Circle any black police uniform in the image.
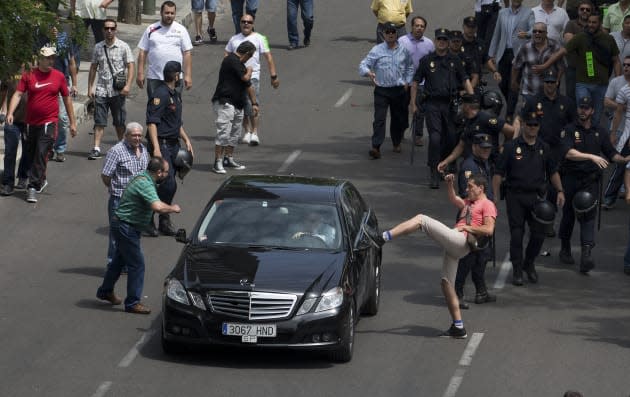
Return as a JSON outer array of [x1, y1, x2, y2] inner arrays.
[[146, 81, 183, 206], [414, 28, 469, 177], [462, 36, 486, 86], [494, 132, 558, 284], [458, 109, 506, 163], [455, 137, 495, 304], [557, 119, 619, 270]]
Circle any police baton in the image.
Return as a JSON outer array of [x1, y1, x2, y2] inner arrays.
[[409, 116, 416, 165]]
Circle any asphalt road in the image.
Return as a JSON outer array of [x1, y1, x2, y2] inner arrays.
[[1, 0, 630, 396]]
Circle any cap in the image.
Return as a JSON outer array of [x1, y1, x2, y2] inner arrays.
[[435, 28, 450, 40], [578, 96, 593, 108], [522, 110, 541, 124], [449, 30, 463, 40], [472, 133, 493, 148], [163, 60, 182, 76], [39, 46, 56, 57], [382, 22, 398, 32], [461, 93, 480, 104], [543, 69, 558, 82], [463, 16, 477, 28]]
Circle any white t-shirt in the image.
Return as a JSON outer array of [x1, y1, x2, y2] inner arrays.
[[137, 21, 193, 80], [532, 5, 569, 43], [75, 0, 106, 19], [615, 84, 630, 150], [225, 32, 270, 80]]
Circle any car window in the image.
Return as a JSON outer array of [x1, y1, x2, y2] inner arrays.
[[196, 199, 342, 250], [341, 185, 366, 240]]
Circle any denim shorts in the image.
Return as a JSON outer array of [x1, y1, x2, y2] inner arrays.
[[94, 95, 126, 128], [243, 78, 260, 117], [191, 0, 217, 12]]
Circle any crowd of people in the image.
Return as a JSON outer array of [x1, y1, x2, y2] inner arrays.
[[360, 0, 630, 339]]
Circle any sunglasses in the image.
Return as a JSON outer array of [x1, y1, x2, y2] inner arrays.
[[104, 27, 116, 31], [623, 63, 630, 67], [532, 29, 547, 34], [384, 30, 397, 34], [240, 20, 253, 24], [579, 7, 592, 11], [544, 80, 556, 84]]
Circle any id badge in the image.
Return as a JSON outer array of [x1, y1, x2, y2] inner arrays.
[[585, 51, 595, 77]]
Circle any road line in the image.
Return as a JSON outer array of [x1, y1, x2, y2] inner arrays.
[[334, 88, 353, 108], [442, 333, 485, 397], [91, 381, 112, 397], [442, 368, 466, 397], [459, 332, 484, 366], [277, 150, 302, 173], [118, 330, 155, 368], [493, 253, 511, 290]]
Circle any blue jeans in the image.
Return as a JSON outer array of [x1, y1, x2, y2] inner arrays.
[[107, 195, 121, 264], [2, 122, 30, 187], [55, 95, 69, 153], [287, 0, 314, 46], [97, 221, 145, 309], [230, 0, 258, 34], [575, 83, 607, 127]]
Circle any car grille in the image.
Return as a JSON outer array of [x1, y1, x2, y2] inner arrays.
[[208, 291, 297, 320]]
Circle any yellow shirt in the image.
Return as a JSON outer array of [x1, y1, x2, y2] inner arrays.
[[371, 0, 413, 25]]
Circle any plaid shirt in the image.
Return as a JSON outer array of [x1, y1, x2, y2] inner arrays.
[[513, 38, 563, 96], [102, 140, 149, 197], [91, 38, 134, 97]]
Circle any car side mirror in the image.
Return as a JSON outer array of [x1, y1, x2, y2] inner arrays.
[[175, 228, 187, 243]]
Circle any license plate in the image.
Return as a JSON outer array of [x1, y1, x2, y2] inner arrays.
[[222, 323, 277, 342]]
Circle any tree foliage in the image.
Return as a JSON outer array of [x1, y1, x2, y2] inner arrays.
[[0, 0, 85, 79]]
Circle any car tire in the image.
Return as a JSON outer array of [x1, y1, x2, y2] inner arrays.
[[363, 256, 381, 316], [329, 301, 355, 363], [161, 329, 187, 355]]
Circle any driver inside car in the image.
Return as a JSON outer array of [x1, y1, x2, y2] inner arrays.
[[291, 212, 336, 247]]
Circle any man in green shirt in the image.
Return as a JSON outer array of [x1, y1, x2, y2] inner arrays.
[[96, 157, 181, 314]]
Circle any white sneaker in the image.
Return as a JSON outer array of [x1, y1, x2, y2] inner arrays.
[[241, 132, 252, 144], [224, 157, 246, 170], [249, 133, 260, 146], [212, 161, 226, 174], [37, 180, 48, 194]]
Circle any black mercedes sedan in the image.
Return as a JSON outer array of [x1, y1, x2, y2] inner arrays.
[[161, 175, 382, 362]]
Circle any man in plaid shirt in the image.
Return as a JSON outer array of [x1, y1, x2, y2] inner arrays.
[[511, 22, 564, 104], [101, 122, 149, 269]]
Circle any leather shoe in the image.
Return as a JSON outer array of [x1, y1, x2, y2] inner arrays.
[[125, 303, 151, 314], [159, 215, 177, 236], [97, 292, 122, 305], [524, 268, 538, 283], [512, 268, 523, 286], [143, 223, 159, 237], [474, 292, 496, 304], [559, 249, 574, 265], [369, 148, 381, 159]]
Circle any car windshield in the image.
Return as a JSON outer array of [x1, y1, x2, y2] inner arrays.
[[196, 199, 342, 250]]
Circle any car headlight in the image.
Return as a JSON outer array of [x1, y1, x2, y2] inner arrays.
[[166, 278, 189, 305], [296, 297, 317, 316], [315, 287, 344, 313]]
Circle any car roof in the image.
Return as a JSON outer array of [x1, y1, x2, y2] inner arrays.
[[213, 175, 346, 204]]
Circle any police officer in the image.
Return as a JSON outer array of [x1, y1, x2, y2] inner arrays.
[[411, 28, 473, 189], [449, 30, 479, 91], [461, 16, 487, 90], [455, 133, 496, 308], [558, 96, 629, 273], [492, 110, 565, 286], [437, 93, 517, 172], [146, 61, 194, 236]]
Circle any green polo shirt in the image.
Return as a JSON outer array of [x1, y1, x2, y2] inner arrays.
[[565, 31, 619, 85], [603, 2, 630, 33], [115, 171, 160, 230]]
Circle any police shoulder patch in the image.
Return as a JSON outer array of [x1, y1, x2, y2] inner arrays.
[[489, 118, 497, 125], [153, 98, 161, 105], [465, 170, 472, 179]]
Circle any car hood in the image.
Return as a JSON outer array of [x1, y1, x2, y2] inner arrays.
[[175, 245, 346, 295]]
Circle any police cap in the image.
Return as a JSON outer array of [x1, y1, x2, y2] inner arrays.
[[463, 16, 477, 28], [543, 69, 558, 82], [522, 110, 541, 124], [472, 133, 493, 148], [435, 28, 450, 40], [382, 22, 398, 32], [163, 60, 182, 76], [449, 30, 463, 41], [578, 96, 594, 108], [461, 93, 480, 104]]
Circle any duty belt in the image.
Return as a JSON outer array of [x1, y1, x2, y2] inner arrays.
[[158, 137, 179, 145]]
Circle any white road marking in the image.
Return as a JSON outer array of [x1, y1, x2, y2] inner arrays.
[[459, 332, 484, 366], [334, 88, 353, 108], [277, 150, 302, 173], [442, 333, 485, 397], [91, 381, 112, 397], [118, 330, 155, 368], [493, 253, 511, 290]]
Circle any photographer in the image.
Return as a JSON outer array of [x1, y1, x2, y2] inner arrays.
[[87, 18, 135, 160]]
